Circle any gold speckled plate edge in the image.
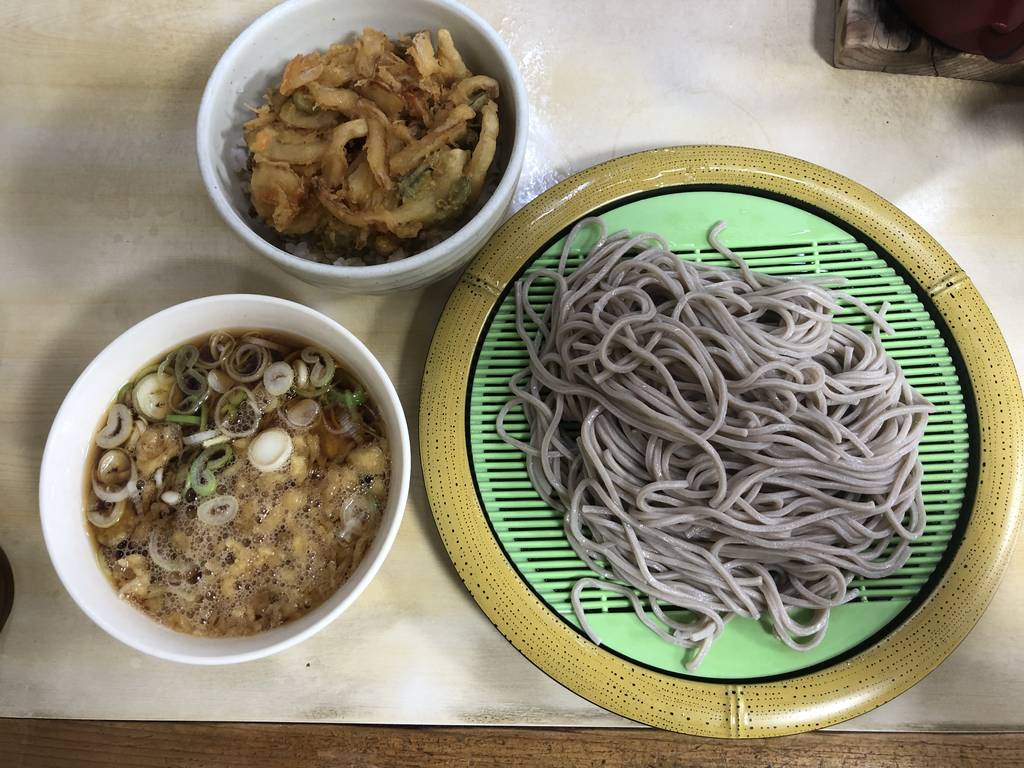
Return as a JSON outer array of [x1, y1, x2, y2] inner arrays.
[[419, 146, 1024, 737]]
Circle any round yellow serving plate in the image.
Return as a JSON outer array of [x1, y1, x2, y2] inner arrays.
[[420, 146, 1024, 736]]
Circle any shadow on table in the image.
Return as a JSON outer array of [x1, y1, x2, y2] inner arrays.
[[960, 84, 1024, 133], [375, 272, 466, 577], [812, 0, 835, 66]]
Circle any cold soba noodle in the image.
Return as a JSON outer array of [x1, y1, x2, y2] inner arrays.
[[498, 218, 930, 669], [85, 331, 389, 636]]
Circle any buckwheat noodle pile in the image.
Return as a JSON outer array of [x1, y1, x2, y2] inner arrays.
[[496, 217, 931, 669]]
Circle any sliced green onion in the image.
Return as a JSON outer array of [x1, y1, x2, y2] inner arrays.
[[174, 345, 200, 371], [174, 386, 209, 414], [188, 445, 234, 497], [198, 494, 239, 526], [156, 352, 175, 378], [200, 402, 209, 432], [328, 387, 366, 409], [283, 398, 320, 429], [247, 428, 293, 472], [225, 343, 270, 383], [183, 428, 218, 447], [263, 361, 295, 397], [215, 386, 260, 437], [198, 331, 235, 370], [323, 401, 360, 438], [189, 466, 215, 496], [221, 387, 248, 419], [297, 382, 332, 399], [301, 347, 335, 388], [203, 445, 233, 472], [172, 345, 209, 415], [133, 372, 174, 420], [96, 404, 133, 449], [165, 414, 201, 425]]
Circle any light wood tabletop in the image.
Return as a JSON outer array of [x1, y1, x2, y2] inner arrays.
[[1, 0, 1023, 748]]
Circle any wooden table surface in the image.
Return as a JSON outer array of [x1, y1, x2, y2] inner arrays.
[[2, 0, 1024, 758]]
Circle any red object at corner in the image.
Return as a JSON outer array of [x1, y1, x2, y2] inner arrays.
[[894, 0, 1024, 63]]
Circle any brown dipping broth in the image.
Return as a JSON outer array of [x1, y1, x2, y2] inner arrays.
[[83, 329, 389, 637]]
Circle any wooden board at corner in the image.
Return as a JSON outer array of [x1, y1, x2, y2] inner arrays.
[[834, 0, 1024, 85], [2, 721, 1023, 768]]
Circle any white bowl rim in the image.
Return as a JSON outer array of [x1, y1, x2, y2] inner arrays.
[[39, 294, 411, 664], [196, 0, 530, 280]]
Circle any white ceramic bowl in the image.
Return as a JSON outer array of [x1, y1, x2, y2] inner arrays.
[[196, 0, 528, 293], [39, 295, 410, 664]]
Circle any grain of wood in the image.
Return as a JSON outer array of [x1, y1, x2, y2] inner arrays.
[[834, 0, 1024, 84], [1, 721, 1022, 768]]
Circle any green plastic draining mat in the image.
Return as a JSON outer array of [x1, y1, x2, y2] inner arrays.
[[467, 190, 970, 680]]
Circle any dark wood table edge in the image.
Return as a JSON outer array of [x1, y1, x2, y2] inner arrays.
[[1, 719, 1022, 767]]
